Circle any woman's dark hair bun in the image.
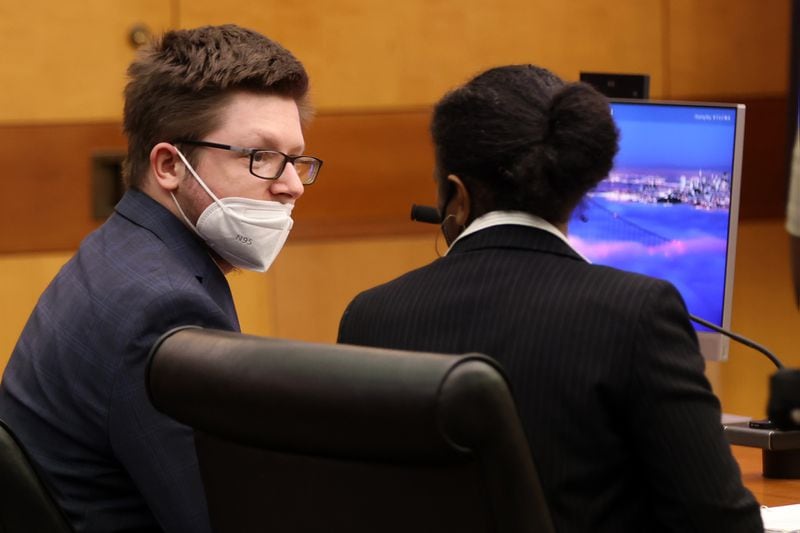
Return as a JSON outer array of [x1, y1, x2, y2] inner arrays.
[[542, 82, 619, 192], [431, 65, 619, 223]]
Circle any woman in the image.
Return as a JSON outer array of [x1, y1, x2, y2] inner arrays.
[[338, 65, 761, 533]]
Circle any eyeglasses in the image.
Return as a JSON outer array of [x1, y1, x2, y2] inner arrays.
[[174, 140, 323, 185]]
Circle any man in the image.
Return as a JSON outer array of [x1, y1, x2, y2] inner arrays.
[[0, 25, 321, 532], [338, 65, 762, 532]]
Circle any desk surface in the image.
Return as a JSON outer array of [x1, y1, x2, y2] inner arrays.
[[733, 445, 800, 507]]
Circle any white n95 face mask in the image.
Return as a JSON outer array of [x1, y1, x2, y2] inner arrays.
[[172, 149, 294, 272]]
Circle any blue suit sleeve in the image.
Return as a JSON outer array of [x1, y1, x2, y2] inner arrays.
[[107, 290, 232, 533]]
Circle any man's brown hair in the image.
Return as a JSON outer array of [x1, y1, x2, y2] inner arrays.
[[122, 24, 310, 188]]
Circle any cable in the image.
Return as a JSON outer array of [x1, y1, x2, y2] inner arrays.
[[689, 314, 784, 369]]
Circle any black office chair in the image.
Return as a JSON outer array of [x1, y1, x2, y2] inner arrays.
[[147, 326, 554, 533], [0, 419, 74, 532]]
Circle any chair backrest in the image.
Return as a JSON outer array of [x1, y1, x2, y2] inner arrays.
[[147, 326, 554, 533], [0, 419, 74, 533]]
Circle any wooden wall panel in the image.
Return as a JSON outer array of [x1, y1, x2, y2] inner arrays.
[[226, 269, 278, 337], [270, 234, 438, 343], [0, 123, 126, 253], [0, 1, 789, 252], [0, 1, 789, 120], [0, 1, 172, 124], [180, 0, 666, 106], [295, 109, 437, 238], [666, 0, 791, 98], [737, 97, 792, 219]]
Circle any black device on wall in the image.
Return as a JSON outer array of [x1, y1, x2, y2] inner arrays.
[[91, 150, 126, 220], [579, 72, 650, 99]]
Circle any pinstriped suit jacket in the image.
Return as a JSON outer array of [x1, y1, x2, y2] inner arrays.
[[0, 189, 239, 533], [338, 224, 762, 533]]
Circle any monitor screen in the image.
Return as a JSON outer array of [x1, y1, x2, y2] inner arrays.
[[567, 100, 746, 361]]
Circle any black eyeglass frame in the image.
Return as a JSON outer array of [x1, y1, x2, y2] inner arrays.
[[173, 140, 323, 184]]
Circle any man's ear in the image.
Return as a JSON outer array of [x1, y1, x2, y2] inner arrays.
[[445, 174, 471, 227], [149, 142, 185, 192]]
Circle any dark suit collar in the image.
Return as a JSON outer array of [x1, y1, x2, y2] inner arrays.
[[114, 188, 240, 330], [448, 224, 586, 262]]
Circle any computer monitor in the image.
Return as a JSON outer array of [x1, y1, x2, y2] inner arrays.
[[567, 99, 746, 361]]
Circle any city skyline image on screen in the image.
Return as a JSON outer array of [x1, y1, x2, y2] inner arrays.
[[568, 100, 746, 360]]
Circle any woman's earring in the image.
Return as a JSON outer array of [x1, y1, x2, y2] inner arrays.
[[435, 214, 465, 257]]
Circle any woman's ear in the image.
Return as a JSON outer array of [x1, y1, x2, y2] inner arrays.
[[149, 142, 185, 192], [445, 174, 471, 226], [439, 174, 471, 246]]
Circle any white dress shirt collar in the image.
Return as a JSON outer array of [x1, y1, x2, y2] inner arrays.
[[447, 210, 589, 262]]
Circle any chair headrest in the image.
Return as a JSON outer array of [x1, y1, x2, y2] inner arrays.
[[146, 327, 514, 462]]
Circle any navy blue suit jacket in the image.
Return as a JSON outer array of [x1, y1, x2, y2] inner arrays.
[[338, 224, 762, 533], [0, 189, 239, 533]]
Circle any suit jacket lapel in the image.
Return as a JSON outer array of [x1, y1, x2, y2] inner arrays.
[[114, 189, 241, 331]]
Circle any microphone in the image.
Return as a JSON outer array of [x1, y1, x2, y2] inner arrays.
[[769, 369, 800, 430], [689, 314, 800, 432], [410, 204, 442, 224]]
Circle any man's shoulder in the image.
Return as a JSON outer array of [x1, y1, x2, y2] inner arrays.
[[50, 218, 218, 330], [77, 216, 186, 278]]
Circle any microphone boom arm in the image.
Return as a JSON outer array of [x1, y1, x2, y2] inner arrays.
[[689, 314, 784, 369]]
